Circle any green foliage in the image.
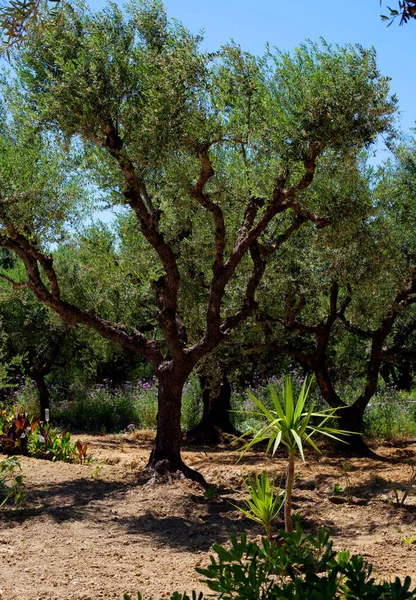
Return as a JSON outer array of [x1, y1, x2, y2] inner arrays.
[[130, 525, 416, 599], [197, 526, 416, 599], [363, 387, 416, 439], [27, 421, 80, 462], [0, 0, 63, 55], [233, 472, 284, 540], [237, 375, 350, 532], [403, 536, 416, 546], [0, 409, 89, 462], [0, 455, 25, 507], [381, 1, 416, 25], [52, 382, 143, 433], [13, 376, 201, 433], [9, 4, 396, 314], [238, 376, 349, 461]]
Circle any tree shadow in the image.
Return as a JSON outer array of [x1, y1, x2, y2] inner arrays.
[[118, 505, 262, 552], [0, 473, 264, 552], [0, 477, 134, 524]]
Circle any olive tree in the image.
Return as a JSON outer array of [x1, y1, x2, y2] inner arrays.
[[256, 147, 416, 451], [0, 1, 395, 481]]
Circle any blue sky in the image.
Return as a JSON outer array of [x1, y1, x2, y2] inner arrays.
[[89, 0, 415, 139], [163, 0, 415, 138]]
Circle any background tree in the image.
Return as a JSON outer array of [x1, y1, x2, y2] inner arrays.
[[0, 1, 396, 481], [255, 146, 416, 451]]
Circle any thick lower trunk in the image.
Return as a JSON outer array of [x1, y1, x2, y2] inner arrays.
[[145, 365, 206, 485], [314, 370, 372, 456], [186, 375, 238, 444], [34, 374, 50, 422], [337, 403, 373, 456], [394, 365, 412, 392]]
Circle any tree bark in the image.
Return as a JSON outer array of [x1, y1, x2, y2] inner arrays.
[[146, 362, 206, 485], [33, 373, 50, 422], [185, 374, 238, 444], [336, 402, 373, 455]]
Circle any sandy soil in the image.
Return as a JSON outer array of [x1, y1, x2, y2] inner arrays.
[[0, 432, 415, 600]]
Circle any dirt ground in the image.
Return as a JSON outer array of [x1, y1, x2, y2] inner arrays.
[[0, 432, 415, 600]]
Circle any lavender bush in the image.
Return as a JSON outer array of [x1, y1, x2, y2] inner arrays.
[[363, 384, 416, 439], [8, 370, 416, 439], [10, 375, 202, 433]]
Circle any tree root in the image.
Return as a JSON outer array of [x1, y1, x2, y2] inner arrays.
[[137, 459, 207, 487]]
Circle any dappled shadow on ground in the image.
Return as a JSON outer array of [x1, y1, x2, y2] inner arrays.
[[0, 463, 264, 553], [0, 476, 134, 525], [118, 506, 260, 552]]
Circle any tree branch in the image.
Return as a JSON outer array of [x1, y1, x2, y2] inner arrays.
[[220, 240, 266, 334], [0, 272, 28, 289], [338, 314, 374, 338], [101, 121, 185, 358], [189, 150, 225, 274], [0, 232, 164, 369]]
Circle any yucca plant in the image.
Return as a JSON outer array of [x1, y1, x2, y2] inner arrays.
[[238, 375, 351, 532], [234, 471, 285, 541]]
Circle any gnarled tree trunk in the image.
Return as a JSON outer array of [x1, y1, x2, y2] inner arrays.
[[145, 362, 206, 485]]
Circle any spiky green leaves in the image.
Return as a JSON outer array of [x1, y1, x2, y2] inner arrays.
[[239, 375, 350, 462], [233, 471, 285, 539]]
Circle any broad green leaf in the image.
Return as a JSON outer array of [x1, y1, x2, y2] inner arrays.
[[269, 384, 285, 421]]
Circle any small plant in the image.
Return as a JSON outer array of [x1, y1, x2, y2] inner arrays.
[[402, 535, 416, 546], [234, 472, 285, 541], [203, 487, 217, 501], [392, 461, 416, 507], [0, 456, 25, 508], [237, 375, 351, 531], [333, 484, 344, 494], [75, 440, 88, 464], [90, 459, 107, 480], [0, 412, 37, 455]]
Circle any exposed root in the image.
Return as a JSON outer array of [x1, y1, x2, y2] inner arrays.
[[137, 459, 207, 487]]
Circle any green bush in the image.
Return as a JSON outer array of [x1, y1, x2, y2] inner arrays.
[[52, 382, 142, 433], [12, 377, 202, 434], [0, 411, 88, 463], [363, 386, 416, 439], [0, 456, 25, 508], [126, 525, 416, 599]]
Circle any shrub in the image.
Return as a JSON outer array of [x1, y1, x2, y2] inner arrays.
[[0, 456, 25, 508], [0, 410, 88, 463], [50, 377, 201, 433], [127, 525, 416, 599], [363, 386, 416, 439]]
